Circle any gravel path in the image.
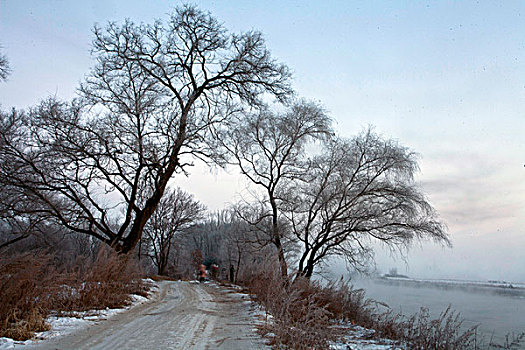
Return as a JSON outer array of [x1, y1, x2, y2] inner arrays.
[[25, 281, 269, 350]]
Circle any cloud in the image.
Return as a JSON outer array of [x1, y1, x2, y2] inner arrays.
[[417, 151, 525, 236]]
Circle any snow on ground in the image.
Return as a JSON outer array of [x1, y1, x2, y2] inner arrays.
[[206, 281, 270, 335], [211, 282, 404, 350], [0, 279, 159, 349], [330, 323, 405, 350], [0, 339, 17, 349]]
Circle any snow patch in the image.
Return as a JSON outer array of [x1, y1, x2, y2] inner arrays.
[[0, 337, 35, 349], [0, 338, 19, 350], [330, 322, 405, 350]]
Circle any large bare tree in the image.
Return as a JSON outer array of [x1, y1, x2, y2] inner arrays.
[[222, 101, 331, 276], [0, 6, 292, 253], [288, 130, 449, 278], [142, 187, 204, 275]]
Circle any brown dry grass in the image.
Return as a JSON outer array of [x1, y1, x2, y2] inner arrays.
[[0, 247, 146, 340], [400, 306, 476, 349], [56, 248, 147, 312], [0, 252, 56, 340], [247, 272, 336, 349]]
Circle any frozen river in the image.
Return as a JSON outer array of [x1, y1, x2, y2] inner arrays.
[[351, 277, 525, 347]]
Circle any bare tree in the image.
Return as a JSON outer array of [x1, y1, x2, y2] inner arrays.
[[218, 209, 269, 283], [288, 130, 449, 278], [167, 210, 229, 278], [142, 187, 204, 275], [0, 108, 53, 250], [223, 221, 247, 283], [222, 101, 331, 277], [0, 47, 9, 82], [0, 6, 292, 254], [186, 212, 227, 262]]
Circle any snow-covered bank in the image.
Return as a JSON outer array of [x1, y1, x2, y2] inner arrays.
[[330, 323, 404, 350], [0, 279, 159, 349]]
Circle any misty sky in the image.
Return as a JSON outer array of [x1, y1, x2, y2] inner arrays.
[[1, 0, 524, 282]]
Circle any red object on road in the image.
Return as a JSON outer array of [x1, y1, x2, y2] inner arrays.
[[199, 264, 207, 282]]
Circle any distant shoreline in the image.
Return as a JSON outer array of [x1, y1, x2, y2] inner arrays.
[[376, 276, 525, 297]]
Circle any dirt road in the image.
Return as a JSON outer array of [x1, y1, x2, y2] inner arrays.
[[26, 281, 270, 350]]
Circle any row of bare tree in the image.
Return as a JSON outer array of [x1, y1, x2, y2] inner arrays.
[[0, 5, 449, 280], [217, 103, 449, 278]]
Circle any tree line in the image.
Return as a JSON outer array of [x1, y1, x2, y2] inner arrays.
[[0, 5, 449, 280]]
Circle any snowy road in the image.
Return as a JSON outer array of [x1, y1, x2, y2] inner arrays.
[[25, 281, 269, 350]]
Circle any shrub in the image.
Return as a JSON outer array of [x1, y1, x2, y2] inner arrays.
[[56, 247, 147, 311], [396, 306, 477, 349], [0, 247, 147, 340], [0, 252, 57, 340], [247, 272, 335, 349]]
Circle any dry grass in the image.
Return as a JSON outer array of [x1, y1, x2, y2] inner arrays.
[[245, 271, 483, 350], [363, 306, 477, 349], [56, 248, 147, 312], [0, 247, 146, 340], [397, 306, 477, 349], [247, 272, 336, 349], [0, 252, 56, 340]]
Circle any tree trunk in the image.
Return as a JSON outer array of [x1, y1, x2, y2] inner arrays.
[[304, 262, 314, 279], [303, 247, 319, 279], [235, 250, 242, 283], [116, 107, 191, 254], [158, 262, 165, 275], [270, 196, 288, 277], [276, 238, 288, 278]]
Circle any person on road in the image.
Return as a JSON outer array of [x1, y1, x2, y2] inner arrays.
[[199, 264, 207, 282]]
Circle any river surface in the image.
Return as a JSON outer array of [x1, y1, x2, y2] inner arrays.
[[350, 278, 525, 347]]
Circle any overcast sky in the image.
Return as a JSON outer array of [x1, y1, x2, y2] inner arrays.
[[1, 0, 524, 282]]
